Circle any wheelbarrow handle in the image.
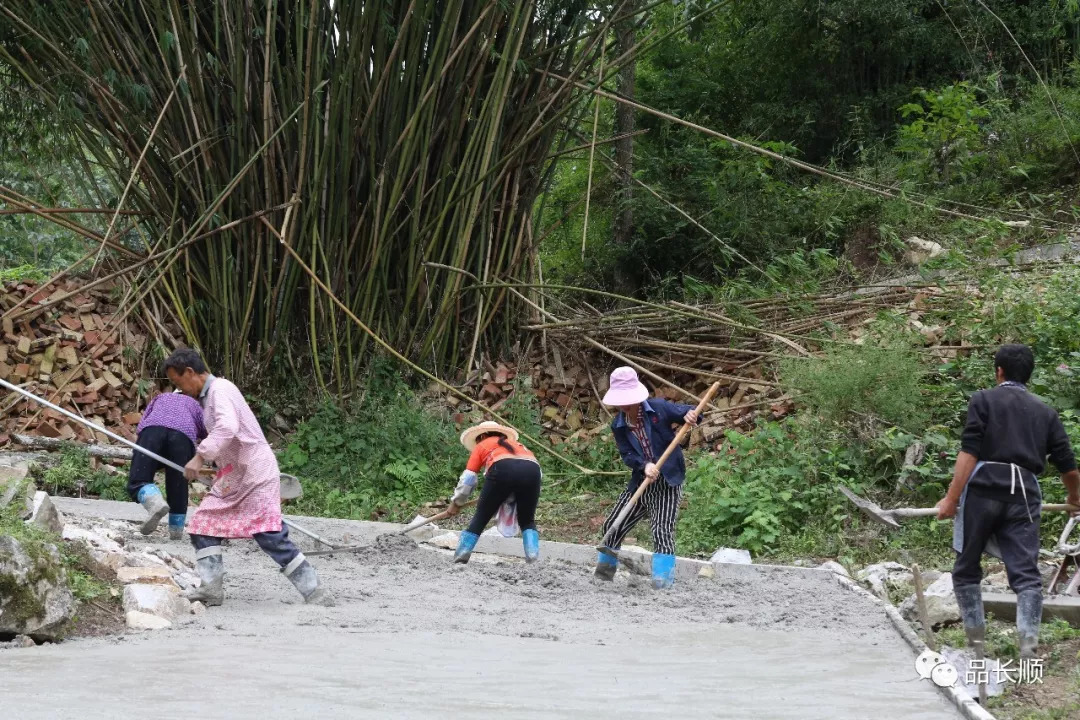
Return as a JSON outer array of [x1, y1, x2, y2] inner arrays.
[[1057, 516, 1080, 554]]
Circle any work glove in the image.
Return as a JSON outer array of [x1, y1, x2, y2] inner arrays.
[[451, 469, 478, 506]]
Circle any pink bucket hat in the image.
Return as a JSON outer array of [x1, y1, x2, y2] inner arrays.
[[602, 366, 649, 406]]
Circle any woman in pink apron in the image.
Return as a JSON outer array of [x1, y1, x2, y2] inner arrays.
[[163, 348, 334, 607]]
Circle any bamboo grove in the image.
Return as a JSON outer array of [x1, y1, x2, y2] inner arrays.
[[0, 0, 625, 388]]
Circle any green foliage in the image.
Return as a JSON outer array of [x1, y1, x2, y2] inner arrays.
[[677, 420, 863, 556], [0, 66, 103, 272], [538, 0, 1080, 295], [938, 618, 1080, 664], [0, 264, 49, 283], [37, 447, 126, 501], [780, 345, 928, 430], [60, 542, 108, 602], [279, 367, 461, 520], [870, 426, 956, 503], [898, 82, 996, 183]]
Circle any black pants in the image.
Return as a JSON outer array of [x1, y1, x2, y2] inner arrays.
[[127, 426, 194, 515], [467, 459, 542, 535], [953, 490, 1043, 593]]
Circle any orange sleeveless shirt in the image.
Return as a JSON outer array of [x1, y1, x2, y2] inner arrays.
[[466, 436, 537, 473]]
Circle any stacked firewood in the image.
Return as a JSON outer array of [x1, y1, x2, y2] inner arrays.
[[0, 279, 152, 444]]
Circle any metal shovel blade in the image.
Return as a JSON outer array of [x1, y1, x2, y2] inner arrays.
[[839, 486, 901, 529], [279, 473, 303, 501]]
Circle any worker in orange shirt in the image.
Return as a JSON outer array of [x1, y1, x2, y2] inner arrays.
[[446, 421, 542, 564]]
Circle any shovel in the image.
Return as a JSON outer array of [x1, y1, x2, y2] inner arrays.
[[597, 381, 721, 555], [0, 377, 335, 549], [305, 499, 478, 557], [839, 486, 1078, 530], [397, 498, 478, 535]]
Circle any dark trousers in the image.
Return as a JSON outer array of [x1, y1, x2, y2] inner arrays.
[[467, 459, 542, 535], [190, 525, 301, 569], [953, 490, 1043, 593], [127, 426, 194, 515], [601, 479, 682, 555]]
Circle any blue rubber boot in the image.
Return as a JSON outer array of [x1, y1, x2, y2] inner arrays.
[[136, 485, 169, 536], [454, 531, 479, 564], [594, 550, 618, 581], [523, 529, 540, 563], [651, 553, 676, 590], [168, 513, 186, 541]]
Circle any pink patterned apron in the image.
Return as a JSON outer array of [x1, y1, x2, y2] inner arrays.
[[186, 377, 283, 538]]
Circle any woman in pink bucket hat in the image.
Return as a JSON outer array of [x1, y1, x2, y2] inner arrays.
[[596, 366, 698, 589]]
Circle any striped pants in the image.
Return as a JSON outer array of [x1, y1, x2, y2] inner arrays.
[[601, 480, 682, 555]]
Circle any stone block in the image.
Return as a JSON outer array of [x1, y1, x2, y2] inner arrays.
[[28, 492, 64, 534], [116, 566, 178, 587], [62, 525, 123, 554], [0, 535, 75, 641], [710, 547, 752, 565], [900, 572, 960, 628], [122, 584, 190, 621], [125, 610, 172, 631]]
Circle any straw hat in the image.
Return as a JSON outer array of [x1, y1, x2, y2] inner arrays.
[[460, 420, 519, 450], [602, 366, 649, 406]]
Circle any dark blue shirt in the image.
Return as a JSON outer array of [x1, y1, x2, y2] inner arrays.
[[612, 398, 694, 490]]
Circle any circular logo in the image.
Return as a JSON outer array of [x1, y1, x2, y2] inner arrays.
[[931, 662, 958, 688], [914, 649, 945, 680]]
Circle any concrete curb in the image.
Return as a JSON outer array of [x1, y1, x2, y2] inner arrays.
[[833, 573, 996, 720], [470, 531, 834, 581]]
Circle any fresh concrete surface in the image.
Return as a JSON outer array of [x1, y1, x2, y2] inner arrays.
[[53, 497, 835, 582], [4, 497, 965, 719]]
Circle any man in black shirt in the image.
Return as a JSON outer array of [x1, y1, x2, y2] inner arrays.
[[937, 344, 1080, 664]]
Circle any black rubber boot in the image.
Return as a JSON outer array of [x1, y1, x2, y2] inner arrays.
[[954, 582, 988, 704], [1016, 589, 1043, 661]]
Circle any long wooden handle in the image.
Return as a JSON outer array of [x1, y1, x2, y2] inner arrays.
[[894, 503, 1079, 518], [398, 499, 478, 534], [911, 563, 938, 650], [600, 382, 722, 547]]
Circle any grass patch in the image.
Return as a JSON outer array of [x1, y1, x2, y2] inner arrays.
[[36, 447, 126, 501], [779, 344, 929, 431], [0, 264, 49, 284]]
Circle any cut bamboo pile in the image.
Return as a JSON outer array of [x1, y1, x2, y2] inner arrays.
[[439, 283, 962, 449], [0, 279, 154, 444]]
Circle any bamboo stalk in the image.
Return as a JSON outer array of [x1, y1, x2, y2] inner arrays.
[[1, 0, 623, 381]]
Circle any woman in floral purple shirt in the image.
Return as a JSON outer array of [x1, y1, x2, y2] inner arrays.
[[129, 382, 206, 540]]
